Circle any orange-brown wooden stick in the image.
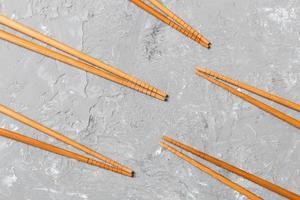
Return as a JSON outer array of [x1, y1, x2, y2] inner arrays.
[[0, 128, 132, 177], [130, 0, 209, 49], [0, 30, 166, 101], [147, 0, 210, 45], [162, 136, 300, 200], [160, 142, 262, 200], [0, 104, 133, 175], [196, 67, 300, 112], [195, 71, 300, 129], [0, 15, 167, 99]]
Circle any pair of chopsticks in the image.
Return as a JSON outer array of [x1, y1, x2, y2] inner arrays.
[[0, 104, 133, 177], [160, 136, 300, 199], [130, 0, 210, 48], [195, 67, 300, 129], [0, 15, 167, 101]]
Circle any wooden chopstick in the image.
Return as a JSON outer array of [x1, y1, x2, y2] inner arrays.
[[130, 0, 209, 48], [195, 70, 300, 129], [160, 141, 262, 200], [0, 30, 166, 101], [0, 128, 132, 177], [147, 0, 210, 45], [0, 15, 167, 99], [196, 67, 300, 112], [0, 104, 133, 175], [162, 136, 300, 200]]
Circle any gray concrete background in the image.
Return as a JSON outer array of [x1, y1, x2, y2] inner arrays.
[[0, 0, 299, 199]]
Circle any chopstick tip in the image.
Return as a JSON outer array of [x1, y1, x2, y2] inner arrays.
[[130, 171, 135, 177], [160, 141, 170, 149], [155, 93, 168, 101], [122, 170, 134, 177], [160, 95, 168, 102], [161, 136, 173, 144]]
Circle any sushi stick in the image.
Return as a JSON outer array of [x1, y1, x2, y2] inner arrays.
[[147, 0, 210, 45], [0, 15, 167, 98], [0, 128, 132, 177], [130, 0, 209, 48], [195, 70, 300, 129], [162, 136, 300, 200], [196, 67, 300, 112], [0, 104, 133, 175], [160, 141, 262, 200], [0, 30, 166, 101]]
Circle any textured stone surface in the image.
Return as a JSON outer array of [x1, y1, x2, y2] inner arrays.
[[0, 0, 300, 199]]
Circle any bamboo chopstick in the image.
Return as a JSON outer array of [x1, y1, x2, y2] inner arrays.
[[0, 104, 133, 175], [147, 0, 210, 45], [195, 70, 300, 129], [130, 0, 209, 48], [0, 15, 167, 99], [160, 141, 262, 200], [162, 136, 300, 200], [0, 30, 166, 101], [0, 128, 132, 177], [196, 67, 300, 112]]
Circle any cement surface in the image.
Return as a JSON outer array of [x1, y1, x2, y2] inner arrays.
[[0, 0, 299, 199]]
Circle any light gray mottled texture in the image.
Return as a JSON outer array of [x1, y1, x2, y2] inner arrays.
[[0, 0, 299, 199]]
